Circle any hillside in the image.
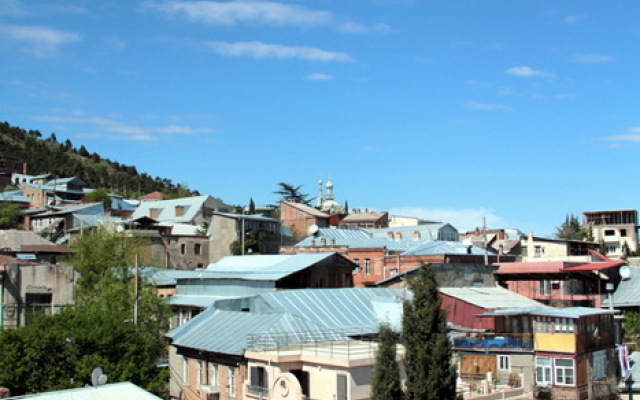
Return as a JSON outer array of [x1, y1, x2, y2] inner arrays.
[[0, 121, 196, 198]]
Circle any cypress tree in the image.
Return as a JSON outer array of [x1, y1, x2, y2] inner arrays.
[[371, 323, 402, 400], [403, 264, 457, 400]]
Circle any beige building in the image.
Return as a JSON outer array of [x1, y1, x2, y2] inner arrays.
[[583, 209, 639, 257], [520, 232, 595, 262]]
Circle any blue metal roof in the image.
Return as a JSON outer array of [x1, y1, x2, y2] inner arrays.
[[401, 240, 489, 256], [199, 253, 341, 281], [481, 306, 615, 319], [0, 190, 30, 204], [131, 195, 227, 223], [602, 266, 640, 307]]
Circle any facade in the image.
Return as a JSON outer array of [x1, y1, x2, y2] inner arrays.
[[0, 254, 76, 328], [279, 200, 330, 239], [457, 306, 619, 400], [19, 176, 88, 207], [495, 251, 626, 308], [0, 153, 24, 188], [209, 212, 281, 263], [0, 229, 72, 264], [520, 232, 596, 261], [166, 288, 405, 400], [338, 210, 389, 229], [583, 209, 639, 257]]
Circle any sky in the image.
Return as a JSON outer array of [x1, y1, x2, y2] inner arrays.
[[2, 0, 640, 236]]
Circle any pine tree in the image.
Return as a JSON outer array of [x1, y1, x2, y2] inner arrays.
[[371, 323, 402, 400], [403, 264, 457, 400]]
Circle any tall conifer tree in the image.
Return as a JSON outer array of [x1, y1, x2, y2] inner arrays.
[[403, 264, 457, 400], [371, 323, 402, 400]]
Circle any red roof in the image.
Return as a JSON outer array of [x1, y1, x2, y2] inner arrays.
[[20, 245, 73, 254], [496, 250, 625, 275]]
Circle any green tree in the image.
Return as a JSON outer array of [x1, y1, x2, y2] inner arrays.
[[555, 213, 592, 241], [0, 203, 23, 229], [371, 323, 402, 400], [403, 264, 457, 400], [85, 188, 111, 211], [0, 228, 170, 396], [274, 182, 310, 205]]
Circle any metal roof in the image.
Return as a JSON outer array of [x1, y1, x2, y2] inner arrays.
[[0, 190, 30, 204], [168, 309, 344, 355], [199, 253, 340, 281], [6, 382, 161, 400], [602, 266, 640, 307], [281, 201, 329, 218], [440, 286, 544, 309], [213, 212, 279, 223], [33, 203, 104, 218], [167, 295, 223, 308], [367, 223, 454, 238], [401, 240, 488, 256], [131, 195, 226, 223], [480, 305, 615, 319], [0, 229, 69, 252]]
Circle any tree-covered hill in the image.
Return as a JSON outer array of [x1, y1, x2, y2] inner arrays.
[[1, 121, 196, 198]]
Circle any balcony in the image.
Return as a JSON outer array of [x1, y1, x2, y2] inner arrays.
[[453, 334, 533, 351]]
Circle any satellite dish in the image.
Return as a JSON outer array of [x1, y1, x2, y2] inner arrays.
[[620, 265, 631, 280], [308, 224, 319, 235], [91, 368, 108, 386]]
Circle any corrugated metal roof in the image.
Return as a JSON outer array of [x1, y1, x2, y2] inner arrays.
[[34, 203, 104, 217], [0, 190, 30, 204], [199, 253, 338, 281], [142, 267, 204, 286], [6, 382, 161, 400], [213, 212, 279, 223], [401, 240, 488, 256], [168, 309, 343, 355], [368, 223, 454, 238], [481, 305, 614, 318], [0, 230, 66, 251], [251, 287, 406, 332], [281, 201, 329, 218], [602, 266, 640, 307], [131, 195, 215, 223], [168, 295, 223, 308], [440, 286, 543, 309]]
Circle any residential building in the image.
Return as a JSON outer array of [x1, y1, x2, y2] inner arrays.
[[0, 229, 72, 264], [18, 176, 88, 207], [279, 200, 330, 239], [583, 209, 639, 257], [165, 287, 405, 400], [0, 190, 31, 210], [131, 195, 231, 227], [457, 306, 619, 400], [28, 202, 106, 243], [208, 212, 281, 263], [495, 250, 626, 308], [338, 209, 389, 229], [0, 153, 24, 188], [520, 232, 596, 261], [0, 254, 76, 328]]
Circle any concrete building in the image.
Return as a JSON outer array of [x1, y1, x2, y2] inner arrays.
[[583, 209, 639, 257], [209, 212, 281, 263]]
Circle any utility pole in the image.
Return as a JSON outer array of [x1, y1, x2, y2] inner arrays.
[[483, 217, 489, 267], [133, 254, 139, 327]]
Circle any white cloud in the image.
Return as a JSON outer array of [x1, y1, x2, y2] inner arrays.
[[464, 101, 510, 111], [338, 21, 390, 34], [305, 73, 334, 81], [505, 65, 553, 78], [0, 24, 80, 56], [575, 54, 613, 64], [601, 127, 640, 143], [388, 206, 507, 232], [32, 113, 212, 141], [0, 0, 26, 16], [205, 41, 354, 62], [144, 0, 332, 27], [563, 15, 586, 25]]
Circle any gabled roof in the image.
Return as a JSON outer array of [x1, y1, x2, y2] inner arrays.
[[440, 286, 544, 310], [196, 253, 343, 281], [5, 381, 162, 400], [281, 201, 329, 218], [0, 230, 71, 254], [32, 202, 104, 218], [340, 211, 387, 223], [0, 190, 30, 204], [42, 176, 87, 188], [167, 308, 346, 355], [131, 195, 225, 223]]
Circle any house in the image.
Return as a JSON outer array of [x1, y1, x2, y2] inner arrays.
[[165, 252, 356, 329], [0, 254, 76, 328], [131, 195, 231, 226], [338, 210, 389, 229], [583, 209, 639, 257], [4, 382, 162, 400], [459, 228, 523, 256], [0, 190, 31, 210], [0, 229, 72, 264], [0, 152, 24, 188], [165, 287, 405, 400], [520, 232, 596, 261], [27, 202, 106, 243], [18, 176, 88, 207], [279, 200, 330, 239], [208, 212, 281, 263], [495, 250, 626, 308], [286, 226, 509, 287], [457, 306, 619, 400]]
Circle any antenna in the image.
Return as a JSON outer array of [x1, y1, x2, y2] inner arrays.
[[91, 367, 108, 386]]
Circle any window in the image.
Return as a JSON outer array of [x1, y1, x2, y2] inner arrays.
[[353, 258, 360, 274], [228, 366, 236, 396], [604, 229, 616, 237], [364, 258, 371, 275], [197, 361, 204, 386], [175, 205, 185, 217], [183, 357, 189, 386], [605, 244, 619, 254], [180, 243, 186, 255], [539, 280, 551, 296], [536, 357, 552, 386], [621, 229, 628, 237], [592, 350, 607, 380], [211, 364, 218, 388], [534, 246, 544, 257], [194, 243, 202, 255], [498, 355, 510, 371], [249, 366, 268, 396], [554, 358, 575, 385]]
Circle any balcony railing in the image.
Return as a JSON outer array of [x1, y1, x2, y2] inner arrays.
[[453, 334, 533, 350]]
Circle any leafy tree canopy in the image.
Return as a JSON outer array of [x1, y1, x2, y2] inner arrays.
[[0, 228, 170, 396], [85, 188, 111, 211], [555, 213, 593, 241], [0, 203, 23, 229], [274, 182, 310, 205], [371, 323, 402, 400]]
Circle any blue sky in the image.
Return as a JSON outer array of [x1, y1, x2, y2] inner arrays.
[[2, 0, 639, 236]]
